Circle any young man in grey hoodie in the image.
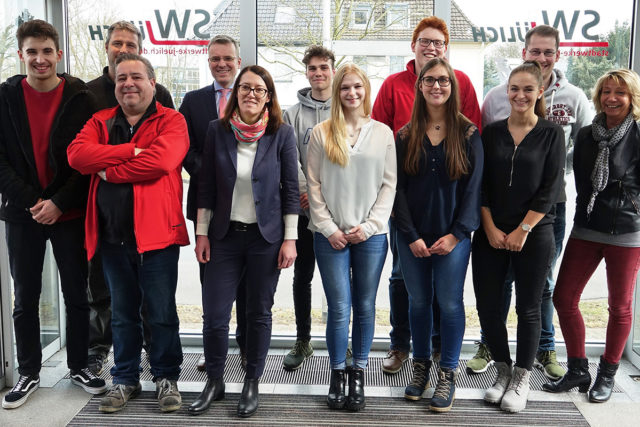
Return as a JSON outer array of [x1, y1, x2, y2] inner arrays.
[[281, 45, 335, 370], [476, 25, 593, 379]]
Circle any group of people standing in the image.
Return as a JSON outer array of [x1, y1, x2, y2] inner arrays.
[[1, 13, 640, 421]]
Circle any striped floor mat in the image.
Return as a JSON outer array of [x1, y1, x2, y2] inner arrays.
[[68, 391, 589, 426], [77, 352, 621, 392]]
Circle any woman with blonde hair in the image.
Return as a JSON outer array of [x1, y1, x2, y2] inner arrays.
[[544, 68, 640, 403], [306, 63, 396, 411]]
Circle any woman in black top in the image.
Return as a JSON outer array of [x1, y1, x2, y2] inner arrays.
[[473, 61, 565, 413], [543, 69, 640, 403], [394, 58, 483, 412]]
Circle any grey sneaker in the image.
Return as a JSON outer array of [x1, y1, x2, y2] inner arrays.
[[99, 383, 142, 413], [534, 350, 566, 380], [466, 342, 493, 374], [484, 362, 512, 404], [500, 366, 531, 413], [88, 354, 105, 376], [283, 340, 313, 371], [156, 378, 181, 412]]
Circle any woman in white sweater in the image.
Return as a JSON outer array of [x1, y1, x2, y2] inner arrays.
[[306, 63, 396, 412]]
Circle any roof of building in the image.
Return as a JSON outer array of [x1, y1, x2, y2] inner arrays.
[[207, 0, 477, 45]]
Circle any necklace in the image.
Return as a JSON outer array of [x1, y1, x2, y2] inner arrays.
[[348, 127, 362, 138], [434, 124, 442, 131]]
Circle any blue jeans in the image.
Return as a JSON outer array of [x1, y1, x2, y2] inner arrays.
[[388, 219, 411, 352], [314, 233, 387, 370], [481, 202, 565, 352], [397, 233, 469, 369], [101, 242, 183, 385]]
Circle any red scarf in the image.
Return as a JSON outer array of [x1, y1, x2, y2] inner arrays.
[[230, 109, 269, 144]]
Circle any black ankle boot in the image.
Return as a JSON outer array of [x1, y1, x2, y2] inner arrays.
[[589, 356, 618, 403], [542, 358, 591, 393], [188, 377, 225, 415], [346, 367, 365, 411], [327, 369, 346, 409], [237, 378, 259, 417]]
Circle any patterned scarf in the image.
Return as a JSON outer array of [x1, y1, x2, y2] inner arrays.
[[587, 112, 635, 215], [229, 109, 269, 144]]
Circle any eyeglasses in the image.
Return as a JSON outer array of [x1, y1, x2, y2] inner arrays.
[[526, 49, 557, 58], [421, 76, 451, 87], [208, 56, 236, 63], [416, 38, 446, 49], [238, 84, 269, 99]]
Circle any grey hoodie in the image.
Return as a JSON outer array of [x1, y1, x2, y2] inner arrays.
[[283, 87, 332, 195], [481, 68, 594, 173]]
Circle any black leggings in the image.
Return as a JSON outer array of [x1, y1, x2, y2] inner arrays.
[[472, 224, 555, 370]]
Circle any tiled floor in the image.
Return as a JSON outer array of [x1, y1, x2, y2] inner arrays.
[[2, 346, 640, 426]]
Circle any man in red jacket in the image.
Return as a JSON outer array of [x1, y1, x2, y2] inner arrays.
[[68, 53, 189, 414], [371, 16, 481, 376]]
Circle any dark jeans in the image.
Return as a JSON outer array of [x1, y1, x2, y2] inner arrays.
[[202, 226, 281, 380], [6, 218, 89, 376], [479, 202, 565, 352], [101, 242, 183, 385], [472, 224, 555, 370], [292, 215, 315, 341], [87, 253, 152, 358], [387, 218, 411, 353]]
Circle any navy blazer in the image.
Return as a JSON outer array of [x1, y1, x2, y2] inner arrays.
[[179, 84, 218, 221], [198, 120, 300, 244]]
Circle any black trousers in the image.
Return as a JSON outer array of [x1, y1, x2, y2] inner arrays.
[[202, 226, 281, 379], [6, 218, 89, 376], [472, 223, 555, 370], [292, 215, 315, 341]]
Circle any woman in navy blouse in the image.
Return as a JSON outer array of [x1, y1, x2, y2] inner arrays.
[[394, 58, 483, 412], [473, 61, 565, 413]]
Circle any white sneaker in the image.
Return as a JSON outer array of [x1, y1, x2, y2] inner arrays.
[[484, 362, 512, 404], [501, 366, 531, 413]]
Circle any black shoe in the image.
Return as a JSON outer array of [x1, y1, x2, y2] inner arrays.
[[327, 369, 346, 409], [2, 374, 39, 409], [237, 378, 259, 417], [88, 354, 105, 376], [543, 357, 591, 393], [589, 356, 619, 403], [188, 377, 225, 415], [70, 368, 108, 394], [196, 355, 206, 372], [346, 367, 365, 412]]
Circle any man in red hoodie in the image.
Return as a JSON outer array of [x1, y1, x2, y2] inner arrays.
[[68, 53, 189, 414], [372, 16, 481, 376]]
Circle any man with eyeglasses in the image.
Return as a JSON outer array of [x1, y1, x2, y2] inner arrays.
[[280, 45, 336, 371], [478, 24, 592, 380], [179, 35, 246, 373], [372, 16, 482, 376], [85, 21, 175, 377]]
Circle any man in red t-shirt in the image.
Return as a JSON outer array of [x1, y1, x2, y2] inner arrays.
[[371, 16, 481, 378], [0, 19, 104, 410]]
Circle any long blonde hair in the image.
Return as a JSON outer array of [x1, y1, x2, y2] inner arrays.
[[322, 63, 371, 167]]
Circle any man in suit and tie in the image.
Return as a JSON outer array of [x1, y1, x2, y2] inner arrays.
[[179, 35, 244, 371]]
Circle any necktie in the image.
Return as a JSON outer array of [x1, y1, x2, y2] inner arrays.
[[218, 88, 231, 118]]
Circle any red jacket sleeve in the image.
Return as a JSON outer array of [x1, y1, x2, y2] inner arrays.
[[456, 70, 482, 131], [67, 115, 136, 175], [105, 110, 189, 183]]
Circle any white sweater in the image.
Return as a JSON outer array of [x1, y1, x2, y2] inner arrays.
[[306, 119, 397, 239]]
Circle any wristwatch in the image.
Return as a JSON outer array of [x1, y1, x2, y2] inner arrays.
[[520, 223, 532, 233]]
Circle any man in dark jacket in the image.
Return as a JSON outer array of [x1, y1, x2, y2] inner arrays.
[[0, 19, 106, 410], [85, 21, 175, 376]]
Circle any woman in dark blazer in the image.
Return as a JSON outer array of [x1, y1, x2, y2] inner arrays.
[[188, 65, 299, 418]]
